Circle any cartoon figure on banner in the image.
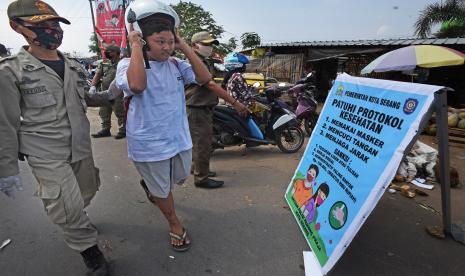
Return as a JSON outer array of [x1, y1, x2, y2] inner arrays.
[[97, 2, 105, 14], [111, 13, 119, 27], [292, 164, 319, 208], [303, 183, 330, 224]]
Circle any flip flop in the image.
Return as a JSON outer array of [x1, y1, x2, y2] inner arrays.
[[169, 228, 191, 252]]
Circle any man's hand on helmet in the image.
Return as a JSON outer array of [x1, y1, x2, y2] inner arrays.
[[174, 30, 189, 52], [128, 23, 144, 47]]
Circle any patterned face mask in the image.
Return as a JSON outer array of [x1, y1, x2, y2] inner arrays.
[[24, 21, 63, 50]]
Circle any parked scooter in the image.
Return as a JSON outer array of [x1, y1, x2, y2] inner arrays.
[[287, 82, 318, 136], [212, 87, 305, 153]]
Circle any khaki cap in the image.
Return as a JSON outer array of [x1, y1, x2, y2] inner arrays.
[[8, 0, 70, 24], [191, 31, 219, 45]]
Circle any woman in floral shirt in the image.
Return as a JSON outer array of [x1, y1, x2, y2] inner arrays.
[[222, 52, 253, 106]]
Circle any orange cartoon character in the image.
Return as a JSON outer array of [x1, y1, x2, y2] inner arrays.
[[292, 164, 319, 208]]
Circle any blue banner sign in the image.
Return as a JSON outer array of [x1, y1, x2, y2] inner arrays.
[[285, 74, 441, 275]]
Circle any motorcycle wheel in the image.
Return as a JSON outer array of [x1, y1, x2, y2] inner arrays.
[[303, 114, 318, 136], [276, 126, 305, 153]]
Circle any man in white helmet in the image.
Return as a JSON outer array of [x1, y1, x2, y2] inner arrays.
[[116, 0, 212, 252]]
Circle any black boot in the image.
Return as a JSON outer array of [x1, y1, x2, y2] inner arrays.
[[91, 129, 111, 138], [190, 171, 217, 177], [195, 179, 224, 189], [114, 131, 126, 139], [80, 245, 109, 276]]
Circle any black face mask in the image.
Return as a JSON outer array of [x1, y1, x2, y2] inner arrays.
[[104, 51, 118, 61], [26, 23, 63, 50]]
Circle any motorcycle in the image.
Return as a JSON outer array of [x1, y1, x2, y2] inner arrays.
[[212, 87, 305, 153], [287, 82, 319, 136]]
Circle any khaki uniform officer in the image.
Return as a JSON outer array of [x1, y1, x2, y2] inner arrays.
[[90, 45, 126, 139], [0, 0, 108, 275], [186, 31, 249, 188]]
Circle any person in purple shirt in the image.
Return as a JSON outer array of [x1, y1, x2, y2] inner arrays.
[[303, 183, 330, 224]]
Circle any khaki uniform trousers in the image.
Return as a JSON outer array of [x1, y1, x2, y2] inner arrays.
[[187, 107, 213, 184], [27, 156, 100, 252], [99, 94, 125, 133]]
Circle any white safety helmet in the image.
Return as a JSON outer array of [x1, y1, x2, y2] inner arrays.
[[125, 0, 180, 33]]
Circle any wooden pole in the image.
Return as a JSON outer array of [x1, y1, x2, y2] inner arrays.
[[88, 0, 100, 59], [123, 0, 130, 55], [435, 89, 451, 234]]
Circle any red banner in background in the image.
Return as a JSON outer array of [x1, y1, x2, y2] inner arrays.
[[95, 0, 127, 56]]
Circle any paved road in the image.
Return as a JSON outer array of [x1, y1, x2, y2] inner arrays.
[[1, 109, 464, 276]]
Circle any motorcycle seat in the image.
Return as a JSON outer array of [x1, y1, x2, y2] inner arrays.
[[213, 105, 251, 136], [214, 105, 238, 115]]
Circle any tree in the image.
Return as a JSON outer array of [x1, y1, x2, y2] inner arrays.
[[171, 1, 224, 44], [215, 37, 237, 55], [414, 0, 465, 38], [240, 32, 261, 50], [88, 32, 101, 58], [436, 19, 465, 37]]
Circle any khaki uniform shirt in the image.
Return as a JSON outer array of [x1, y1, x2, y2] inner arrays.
[[96, 59, 117, 91], [185, 57, 218, 107], [0, 47, 92, 177]]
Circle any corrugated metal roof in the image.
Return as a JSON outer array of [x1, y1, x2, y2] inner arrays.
[[260, 37, 465, 48]]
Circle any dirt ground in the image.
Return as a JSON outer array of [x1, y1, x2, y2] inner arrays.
[[1, 108, 464, 276], [404, 134, 465, 223]]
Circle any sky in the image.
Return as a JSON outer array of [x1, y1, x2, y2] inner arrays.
[[0, 0, 440, 57]]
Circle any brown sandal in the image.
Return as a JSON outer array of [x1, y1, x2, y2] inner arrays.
[[169, 228, 191, 252]]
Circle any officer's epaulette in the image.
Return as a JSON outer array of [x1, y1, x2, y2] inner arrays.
[[69, 57, 80, 63], [67, 57, 86, 69], [68, 57, 84, 65], [0, 55, 18, 64]]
